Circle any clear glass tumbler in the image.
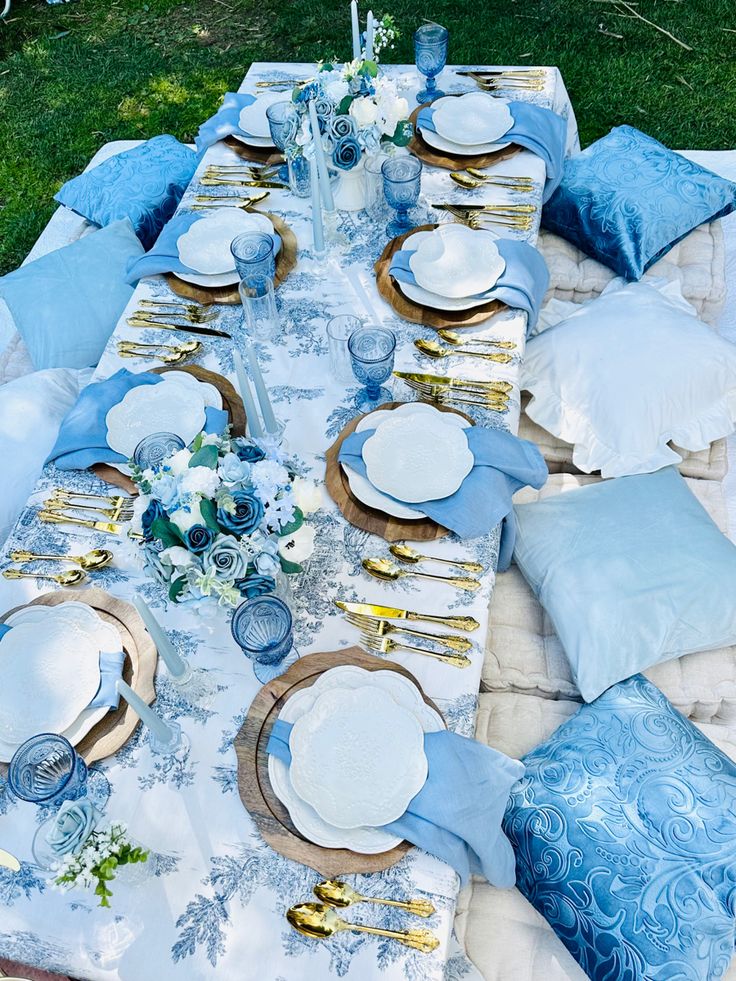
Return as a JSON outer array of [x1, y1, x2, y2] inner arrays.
[[239, 275, 279, 341], [327, 315, 362, 382]]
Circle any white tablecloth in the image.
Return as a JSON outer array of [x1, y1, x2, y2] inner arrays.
[[0, 63, 577, 981]]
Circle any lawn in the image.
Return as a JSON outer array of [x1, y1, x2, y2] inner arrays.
[[1, 0, 734, 274]]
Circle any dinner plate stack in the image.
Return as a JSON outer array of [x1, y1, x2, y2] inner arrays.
[[235, 91, 283, 149], [341, 402, 473, 520], [175, 209, 278, 288], [269, 665, 441, 852], [394, 223, 507, 312], [0, 603, 124, 762], [418, 92, 514, 156]]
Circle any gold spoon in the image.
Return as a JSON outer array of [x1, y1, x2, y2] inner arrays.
[[314, 880, 436, 917], [362, 557, 480, 592], [466, 167, 533, 183], [389, 544, 484, 574], [2, 568, 87, 586], [0, 847, 20, 872], [287, 903, 439, 953], [415, 339, 513, 363], [119, 339, 201, 354], [10, 548, 113, 571], [437, 329, 516, 350], [449, 172, 535, 193], [117, 348, 190, 365]]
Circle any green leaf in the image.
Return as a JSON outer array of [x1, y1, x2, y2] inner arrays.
[[390, 120, 414, 147], [169, 576, 188, 603], [279, 555, 302, 575], [188, 444, 219, 470], [189, 431, 205, 453], [337, 95, 353, 115], [360, 59, 378, 77], [151, 517, 184, 549], [199, 497, 222, 534], [278, 507, 303, 537]]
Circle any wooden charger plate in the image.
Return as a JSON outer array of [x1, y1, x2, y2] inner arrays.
[[234, 647, 443, 876], [166, 211, 297, 306], [325, 400, 473, 543], [375, 224, 505, 329], [223, 134, 285, 167], [0, 588, 158, 766], [91, 364, 246, 493], [408, 100, 521, 171]]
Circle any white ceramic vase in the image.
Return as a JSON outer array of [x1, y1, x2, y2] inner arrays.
[[332, 157, 368, 211]]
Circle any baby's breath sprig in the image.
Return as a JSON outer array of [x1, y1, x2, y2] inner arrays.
[[54, 822, 148, 909]]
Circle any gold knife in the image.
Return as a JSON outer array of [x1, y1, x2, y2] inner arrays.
[[199, 177, 287, 189], [0, 848, 20, 872], [335, 600, 480, 632], [39, 510, 124, 536], [394, 371, 514, 394], [126, 317, 232, 339]]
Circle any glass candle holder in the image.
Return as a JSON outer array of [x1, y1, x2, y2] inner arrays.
[[132, 432, 186, 472], [348, 325, 396, 409], [327, 314, 362, 383], [239, 275, 279, 341], [231, 595, 297, 683], [382, 156, 423, 238], [231, 232, 276, 286], [414, 23, 449, 103], [8, 733, 88, 806]]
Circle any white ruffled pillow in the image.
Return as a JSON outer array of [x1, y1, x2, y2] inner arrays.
[[522, 279, 736, 477]]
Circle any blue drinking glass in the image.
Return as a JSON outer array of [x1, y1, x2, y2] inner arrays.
[[231, 232, 276, 286], [348, 326, 396, 410], [231, 595, 297, 683], [132, 432, 186, 471], [382, 156, 422, 238], [414, 23, 449, 103], [266, 101, 298, 151], [9, 733, 88, 806]]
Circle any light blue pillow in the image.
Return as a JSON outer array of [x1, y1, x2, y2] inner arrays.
[[54, 135, 198, 250], [504, 675, 736, 981], [0, 218, 143, 370], [513, 467, 736, 702], [542, 125, 736, 280]]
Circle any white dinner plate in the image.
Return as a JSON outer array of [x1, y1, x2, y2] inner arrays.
[[238, 91, 285, 140], [177, 210, 274, 275], [232, 132, 277, 149], [409, 223, 505, 299], [431, 92, 513, 146], [174, 268, 241, 288], [105, 379, 207, 459], [161, 371, 223, 410], [420, 125, 512, 157]]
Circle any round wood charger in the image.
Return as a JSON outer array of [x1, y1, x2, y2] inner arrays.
[[408, 100, 521, 171], [223, 134, 285, 167], [234, 647, 444, 876]]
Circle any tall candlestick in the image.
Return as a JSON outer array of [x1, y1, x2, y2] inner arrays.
[[233, 349, 264, 439], [245, 344, 279, 436], [116, 679, 173, 744], [350, 0, 360, 60], [308, 99, 335, 212], [365, 11, 375, 61], [132, 596, 187, 680], [310, 156, 325, 257]]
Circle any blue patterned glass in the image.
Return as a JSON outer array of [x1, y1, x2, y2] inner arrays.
[[287, 153, 311, 198], [266, 101, 298, 151], [382, 157, 422, 239], [54, 135, 198, 250], [414, 24, 449, 103], [348, 326, 396, 409], [230, 232, 276, 286], [542, 125, 736, 280], [504, 675, 736, 981], [231, 595, 294, 682], [8, 734, 88, 805], [133, 432, 186, 471]]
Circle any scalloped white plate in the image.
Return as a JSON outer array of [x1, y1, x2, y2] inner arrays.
[[105, 379, 207, 459], [409, 223, 505, 298], [432, 92, 513, 146], [177, 210, 274, 275], [238, 91, 286, 139]]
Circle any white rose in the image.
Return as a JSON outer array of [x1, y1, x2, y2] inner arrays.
[[378, 95, 409, 137], [349, 96, 379, 129], [292, 478, 321, 515], [278, 525, 316, 564], [167, 449, 192, 476], [324, 77, 349, 103], [179, 466, 221, 499], [295, 118, 312, 147], [170, 501, 203, 532], [160, 546, 194, 569], [130, 494, 149, 535]]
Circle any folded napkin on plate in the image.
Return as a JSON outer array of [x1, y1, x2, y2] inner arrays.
[[46, 368, 229, 470], [418, 101, 567, 202], [126, 212, 281, 285], [195, 92, 259, 153], [339, 426, 547, 568], [390, 239, 549, 330], [268, 719, 524, 887]]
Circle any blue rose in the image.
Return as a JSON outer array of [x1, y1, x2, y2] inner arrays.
[[184, 524, 215, 554], [219, 452, 251, 485], [203, 536, 249, 581], [294, 80, 321, 104], [329, 114, 357, 142], [236, 570, 276, 599], [358, 124, 382, 156], [141, 500, 164, 542], [234, 439, 266, 463], [149, 474, 179, 510], [333, 135, 362, 171], [46, 799, 101, 856], [217, 490, 264, 537], [254, 550, 280, 576]]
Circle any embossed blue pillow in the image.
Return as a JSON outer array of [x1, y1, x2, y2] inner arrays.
[[542, 125, 736, 280], [504, 675, 736, 981], [55, 135, 198, 250]]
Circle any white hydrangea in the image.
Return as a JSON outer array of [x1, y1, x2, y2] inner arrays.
[[179, 466, 221, 499]]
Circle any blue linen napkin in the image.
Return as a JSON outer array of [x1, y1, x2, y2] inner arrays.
[[268, 719, 525, 887], [46, 368, 229, 470], [195, 92, 258, 153], [418, 101, 567, 202], [390, 239, 549, 330], [339, 426, 547, 569], [0, 624, 9, 640], [126, 212, 281, 285]]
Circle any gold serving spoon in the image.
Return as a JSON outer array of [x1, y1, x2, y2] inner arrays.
[[287, 904, 439, 952], [10, 548, 113, 571], [437, 329, 516, 350], [415, 339, 513, 363], [2, 568, 87, 586], [314, 880, 436, 917], [389, 543, 484, 574], [362, 557, 480, 592]]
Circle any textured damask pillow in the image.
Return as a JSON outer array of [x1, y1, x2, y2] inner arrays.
[[55, 135, 198, 249], [542, 125, 736, 280], [504, 675, 736, 981]]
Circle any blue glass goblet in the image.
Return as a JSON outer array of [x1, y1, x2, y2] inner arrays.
[[265, 101, 296, 182], [348, 326, 396, 410], [231, 232, 276, 287], [132, 432, 186, 472], [9, 733, 88, 806], [382, 156, 422, 238], [414, 23, 449, 103], [231, 595, 297, 684]]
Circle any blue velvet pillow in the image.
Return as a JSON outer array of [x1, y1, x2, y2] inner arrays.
[[542, 125, 736, 280], [504, 675, 736, 981], [0, 218, 143, 370], [513, 467, 736, 702], [55, 135, 198, 249]]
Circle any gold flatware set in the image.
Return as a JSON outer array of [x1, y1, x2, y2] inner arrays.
[[457, 68, 547, 92], [432, 202, 534, 232], [255, 76, 310, 89], [38, 510, 127, 536], [450, 169, 534, 192], [414, 338, 514, 364], [199, 175, 286, 189], [437, 328, 516, 350], [35, 490, 136, 538], [204, 163, 280, 181], [117, 339, 201, 364], [362, 557, 481, 592], [49, 489, 134, 521], [192, 190, 270, 212], [393, 371, 512, 410], [126, 313, 230, 340], [335, 601, 480, 633]]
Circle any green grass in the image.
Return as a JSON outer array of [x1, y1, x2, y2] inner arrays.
[[1, 0, 735, 273]]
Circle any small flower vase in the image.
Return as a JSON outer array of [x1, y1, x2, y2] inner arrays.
[[332, 156, 368, 212]]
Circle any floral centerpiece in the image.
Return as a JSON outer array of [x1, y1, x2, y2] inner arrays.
[[130, 429, 318, 608]]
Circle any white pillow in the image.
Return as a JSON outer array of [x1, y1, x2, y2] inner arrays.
[[0, 368, 92, 545], [522, 279, 736, 477]]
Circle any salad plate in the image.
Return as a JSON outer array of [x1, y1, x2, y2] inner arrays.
[[431, 92, 513, 146], [105, 379, 207, 459], [238, 91, 285, 140], [409, 224, 505, 298]]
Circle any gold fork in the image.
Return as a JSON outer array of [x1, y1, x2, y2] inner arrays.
[[131, 308, 218, 324], [393, 370, 513, 394], [399, 379, 511, 409], [51, 489, 132, 507], [50, 490, 134, 520], [44, 499, 130, 521], [407, 387, 510, 411], [359, 632, 471, 668], [140, 299, 214, 314], [343, 611, 472, 653], [438, 204, 532, 231]]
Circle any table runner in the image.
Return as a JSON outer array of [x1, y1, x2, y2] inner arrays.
[[0, 63, 577, 980]]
